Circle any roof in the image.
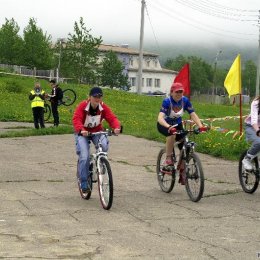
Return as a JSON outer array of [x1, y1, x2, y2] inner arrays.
[[128, 67, 178, 74], [98, 44, 158, 57]]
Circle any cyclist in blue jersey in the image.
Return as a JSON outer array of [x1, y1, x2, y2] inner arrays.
[[157, 82, 207, 166]]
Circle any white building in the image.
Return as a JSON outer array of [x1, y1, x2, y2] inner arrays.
[[98, 44, 177, 94]]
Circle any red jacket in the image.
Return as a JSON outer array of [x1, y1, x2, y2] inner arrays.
[[72, 99, 120, 133]]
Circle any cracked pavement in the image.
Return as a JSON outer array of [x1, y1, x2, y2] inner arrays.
[[0, 122, 260, 259]]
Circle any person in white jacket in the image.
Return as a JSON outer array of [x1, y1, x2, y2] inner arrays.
[[243, 97, 260, 170]]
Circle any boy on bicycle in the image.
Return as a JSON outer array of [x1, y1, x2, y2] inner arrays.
[[72, 86, 121, 195]]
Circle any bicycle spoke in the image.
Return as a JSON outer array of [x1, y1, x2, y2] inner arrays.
[[185, 153, 204, 202], [239, 150, 259, 193], [98, 157, 113, 210], [156, 149, 175, 193]]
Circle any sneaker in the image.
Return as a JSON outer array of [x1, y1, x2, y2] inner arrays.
[[82, 187, 91, 195], [164, 157, 174, 166], [242, 157, 253, 171]]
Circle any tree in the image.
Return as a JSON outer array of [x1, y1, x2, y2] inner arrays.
[[23, 18, 53, 69], [98, 51, 130, 90], [62, 17, 102, 83], [242, 60, 256, 96], [0, 18, 23, 65], [164, 55, 186, 71]]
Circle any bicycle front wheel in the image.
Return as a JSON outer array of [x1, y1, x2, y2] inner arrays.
[[97, 157, 113, 210], [156, 148, 175, 193], [62, 89, 76, 106], [185, 153, 204, 202], [44, 103, 51, 122], [239, 150, 259, 193], [76, 160, 92, 200]]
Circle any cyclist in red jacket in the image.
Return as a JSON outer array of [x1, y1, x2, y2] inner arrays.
[[73, 86, 121, 195]]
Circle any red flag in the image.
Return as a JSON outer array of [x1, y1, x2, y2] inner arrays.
[[174, 63, 190, 97]]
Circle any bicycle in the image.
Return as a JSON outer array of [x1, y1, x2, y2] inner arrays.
[[238, 150, 260, 193], [76, 130, 116, 210], [44, 88, 76, 121], [156, 124, 206, 202]]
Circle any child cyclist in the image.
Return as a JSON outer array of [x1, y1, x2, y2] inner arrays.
[[242, 96, 260, 170], [157, 82, 207, 167]]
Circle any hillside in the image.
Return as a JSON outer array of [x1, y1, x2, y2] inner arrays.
[[129, 42, 258, 68]]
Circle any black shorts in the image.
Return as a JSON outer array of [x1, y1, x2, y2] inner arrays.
[[157, 122, 184, 142]]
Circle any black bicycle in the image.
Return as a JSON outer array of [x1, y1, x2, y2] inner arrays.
[[238, 150, 260, 193], [44, 88, 76, 121], [76, 130, 117, 210], [156, 125, 207, 202]]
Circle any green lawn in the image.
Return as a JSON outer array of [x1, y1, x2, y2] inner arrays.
[[0, 74, 249, 160]]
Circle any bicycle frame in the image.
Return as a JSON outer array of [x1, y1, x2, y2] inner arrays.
[[90, 131, 111, 178], [156, 124, 205, 202], [174, 131, 196, 163]]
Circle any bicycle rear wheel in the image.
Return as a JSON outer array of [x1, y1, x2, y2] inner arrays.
[[156, 148, 175, 193], [97, 157, 113, 210], [185, 153, 204, 202], [44, 103, 51, 122], [76, 160, 92, 200], [239, 150, 259, 193], [62, 89, 76, 106]]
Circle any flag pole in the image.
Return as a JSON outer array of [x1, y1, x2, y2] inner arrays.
[[239, 94, 243, 135]]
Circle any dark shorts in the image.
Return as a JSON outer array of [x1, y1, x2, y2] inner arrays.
[[157, 122, 184, 142]]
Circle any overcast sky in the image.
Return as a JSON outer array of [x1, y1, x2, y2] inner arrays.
[[0, 0, 259, 49]]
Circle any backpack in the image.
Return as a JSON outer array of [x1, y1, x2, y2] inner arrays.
[[57, 87, 63, 101]]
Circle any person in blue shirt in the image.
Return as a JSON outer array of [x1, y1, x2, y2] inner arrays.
[[157, 82, 206, 166]]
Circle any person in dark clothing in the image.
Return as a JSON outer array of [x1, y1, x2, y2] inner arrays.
[[29, 82, 46, 129], [48, 79, 63, 127]]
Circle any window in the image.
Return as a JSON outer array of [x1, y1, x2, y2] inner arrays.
[[146, 78, 152, 87], [129, 58, 133, 66], [146, 60, 150, 67], [130, 77, 136, 87], [155, 78, 160, 88], [154, 60, 158, 67]]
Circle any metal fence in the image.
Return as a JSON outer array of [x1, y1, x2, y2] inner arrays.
[[0, 64, 55, 80]]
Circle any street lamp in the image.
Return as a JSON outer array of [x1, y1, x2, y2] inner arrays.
[[56, 38, 66, 83], [212, 50, 222, 96]]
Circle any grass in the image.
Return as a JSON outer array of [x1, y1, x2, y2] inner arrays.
[[0, 74, 250, 160]]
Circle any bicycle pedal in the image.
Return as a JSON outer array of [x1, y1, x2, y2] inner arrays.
[[161, 169, 174, 175]]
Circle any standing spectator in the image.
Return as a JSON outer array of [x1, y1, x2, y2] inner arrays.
[[29, 82, 45, 129], [48, 79, 63, 127]]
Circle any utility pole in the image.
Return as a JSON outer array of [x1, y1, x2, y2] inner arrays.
[[256, 10, 260, 96], [137, 0, 145, 94], [212, 50, 222, 96], [56, 38, 66, 83]]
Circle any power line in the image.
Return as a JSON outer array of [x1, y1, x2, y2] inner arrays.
[[144, 2, 161, 52], [148, 0, 257, 40], [172, 0, 258, 22], [196, 0, 258, 13]]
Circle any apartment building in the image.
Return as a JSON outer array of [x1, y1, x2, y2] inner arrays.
[[98, 44, 177, 94]]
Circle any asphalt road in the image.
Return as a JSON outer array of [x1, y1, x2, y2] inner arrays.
[[0, 122, 260, 260]]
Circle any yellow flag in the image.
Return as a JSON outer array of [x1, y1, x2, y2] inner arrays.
[[224, 54, 241, 97]]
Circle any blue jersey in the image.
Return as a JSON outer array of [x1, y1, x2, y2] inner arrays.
[[160, 96, 194, 125]]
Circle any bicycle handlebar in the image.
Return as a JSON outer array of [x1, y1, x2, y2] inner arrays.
[[168, 124, 208, 135], [88, 130, 114, 136], [78, 129, 120, 137]]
